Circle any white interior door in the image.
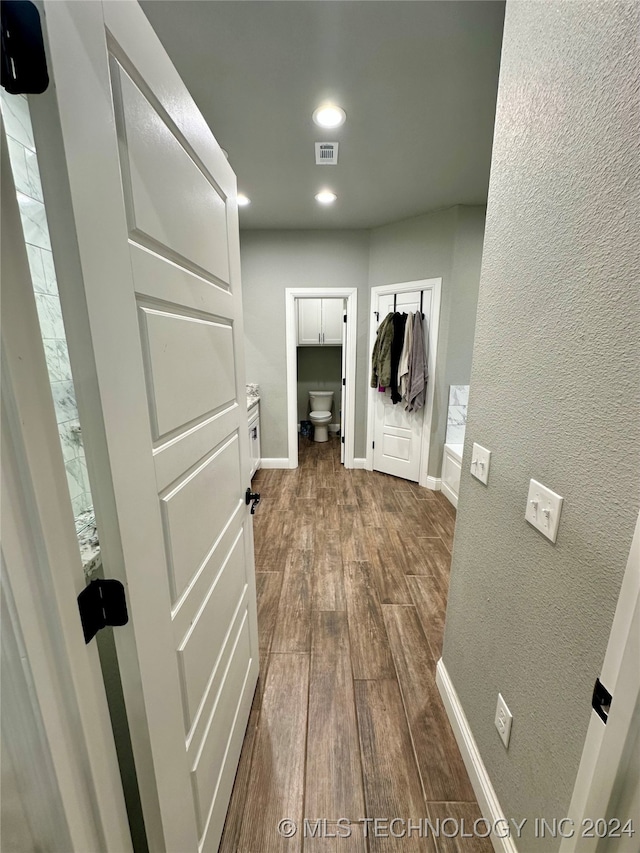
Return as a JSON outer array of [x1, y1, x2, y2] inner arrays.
[[372, 288, 434, 482], [322, 298, 345, 344], [298, 297, 323, 344], [39, 2, 259, 851], [561, 514, 640, 853], [1, 128, 132, 853]]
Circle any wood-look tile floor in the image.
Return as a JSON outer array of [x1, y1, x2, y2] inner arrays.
[[220, 436, 491, 852]]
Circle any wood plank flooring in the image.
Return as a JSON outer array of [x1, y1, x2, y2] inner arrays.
[[220, 436, 490, 852]]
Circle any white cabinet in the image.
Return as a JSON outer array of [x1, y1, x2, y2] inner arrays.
[[248, 405, 261, 479], [297, 298, 343, 346]]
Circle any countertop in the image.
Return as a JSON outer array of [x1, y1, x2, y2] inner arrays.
[[247, 394, 260, 411]]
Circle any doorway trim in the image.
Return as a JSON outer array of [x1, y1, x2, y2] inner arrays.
[[366, 278, 442, 488], [285, 287, 358, 469]]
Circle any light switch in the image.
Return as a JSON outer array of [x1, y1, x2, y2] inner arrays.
[[470, 443, 491, 485], [525, 479, 564, 543]]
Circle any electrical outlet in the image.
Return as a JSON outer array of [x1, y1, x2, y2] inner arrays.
[[495, 693, 513, 748], [525, 479, 564, 543], [470, 443, 491, 485]]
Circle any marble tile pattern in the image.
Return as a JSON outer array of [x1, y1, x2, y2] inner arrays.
[[2, 91, 93, 522], [446, 385, 470, 446], [246, 383, 260, 411]]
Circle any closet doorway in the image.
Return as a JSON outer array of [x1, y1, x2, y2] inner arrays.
[[366, 279, 441, 486], [285, 287, 358, 469]]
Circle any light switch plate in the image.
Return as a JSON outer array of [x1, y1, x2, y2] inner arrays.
[[471, 443, 491, 484], [525, 479, 564, 542]]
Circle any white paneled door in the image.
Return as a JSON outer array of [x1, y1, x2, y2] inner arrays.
[[370, 282, 441, 483], [40, 2, 258, 851]]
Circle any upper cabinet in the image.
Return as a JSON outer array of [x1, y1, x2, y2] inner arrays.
[[297, 298, 344, 346]]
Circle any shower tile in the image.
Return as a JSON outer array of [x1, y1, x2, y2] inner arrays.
[[1, 93, 35, 150], [24, 147, 44, 201], [7, 137, 30, 195], [26, 244, 47, 293], [50, 380, 78, 424], [17, 192, 50, 250], [446, 424, 466, 446], [449, 385, 470, 406], [35, 293, 65, 340], [447, 405, 467, 426], [41, 250, 59, 294]]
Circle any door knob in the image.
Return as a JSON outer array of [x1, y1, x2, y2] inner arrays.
[[245, 487, 261, 514]]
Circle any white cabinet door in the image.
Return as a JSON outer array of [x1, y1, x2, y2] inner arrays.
[[322, 298, 344, 345], [297, 298, 322, 345], [42, 3, 259, 852]]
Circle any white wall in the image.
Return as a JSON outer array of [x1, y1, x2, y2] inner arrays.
[[442, 2, 640, 846]]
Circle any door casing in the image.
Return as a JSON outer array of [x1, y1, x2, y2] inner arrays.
[[285, 286, 358, 469]]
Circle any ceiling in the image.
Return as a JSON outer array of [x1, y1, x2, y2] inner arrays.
[[141, 1, 505, 230]]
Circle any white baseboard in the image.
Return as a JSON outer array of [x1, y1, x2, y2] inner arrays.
[[441, 481, 459, 508], [436, 660, 518, 853], [353, 458, 367, 469], [260, 458, 290, 469], [425, 476, 442, 491]]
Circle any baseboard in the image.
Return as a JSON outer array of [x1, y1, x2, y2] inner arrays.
[[436, 660, 518, 853], [259, 458, 290, 469], [440, 481, 459, 508], [425, 476, 442, 491], [352, 458, 367, 469]]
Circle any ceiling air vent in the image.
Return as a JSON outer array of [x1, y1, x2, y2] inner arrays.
[[315, 142, 339, 165]]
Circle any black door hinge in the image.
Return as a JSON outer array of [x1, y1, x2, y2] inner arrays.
[[592, 677, 612, 724], [372, 441, 375, 449], [343, 314, 347, 322], [342, 378, 346, 386], [341, 435, 345, 444], [77, 578, 128, 644], [1, 0, 49, 95]]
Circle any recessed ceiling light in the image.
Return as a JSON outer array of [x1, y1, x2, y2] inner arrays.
[[315, 190, 337, 205], [313, 104, 346, 129], [237, 194, 251, 207]]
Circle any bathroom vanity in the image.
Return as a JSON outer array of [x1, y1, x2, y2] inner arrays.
[[247, 391, 261, 479]]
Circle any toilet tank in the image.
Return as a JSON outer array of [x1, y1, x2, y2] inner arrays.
[[309, 391, 334, 412]]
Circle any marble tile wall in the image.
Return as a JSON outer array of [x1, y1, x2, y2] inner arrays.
[[446, 384, 470, 445], [2, 92, 92, 518]]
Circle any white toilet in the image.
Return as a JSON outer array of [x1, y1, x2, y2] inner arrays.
[[308, 391, 334, 443]]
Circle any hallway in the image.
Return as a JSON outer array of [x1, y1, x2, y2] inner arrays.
[[220, 437, 491, 852]]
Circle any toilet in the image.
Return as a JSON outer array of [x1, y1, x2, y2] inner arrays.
[[308, 391, 334, 443]]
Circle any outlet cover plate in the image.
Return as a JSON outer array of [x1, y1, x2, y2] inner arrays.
[[495, 692, 513, 748], [471, 443, 491, 484], [525, 479, 564, 543]]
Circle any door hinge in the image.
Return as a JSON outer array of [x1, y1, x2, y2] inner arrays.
[[342, 378, 346, 386], [372, 441, 375, 449], [77, 578, 128, 644], [592, 677, 612, 724], [1, 0, 49, 94], [343, 314, 347, 322], [341, 435, 345, 444]]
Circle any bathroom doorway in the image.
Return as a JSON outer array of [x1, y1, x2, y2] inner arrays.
[[285, 287, 358, 469]]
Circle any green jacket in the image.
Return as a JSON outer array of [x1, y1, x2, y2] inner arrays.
[[370, 312, 395, 388]]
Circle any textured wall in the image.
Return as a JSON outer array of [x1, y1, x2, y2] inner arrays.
[[240, 230, 371, 458], [443, 2, 640, 847], [368, 205, 486, 475]]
